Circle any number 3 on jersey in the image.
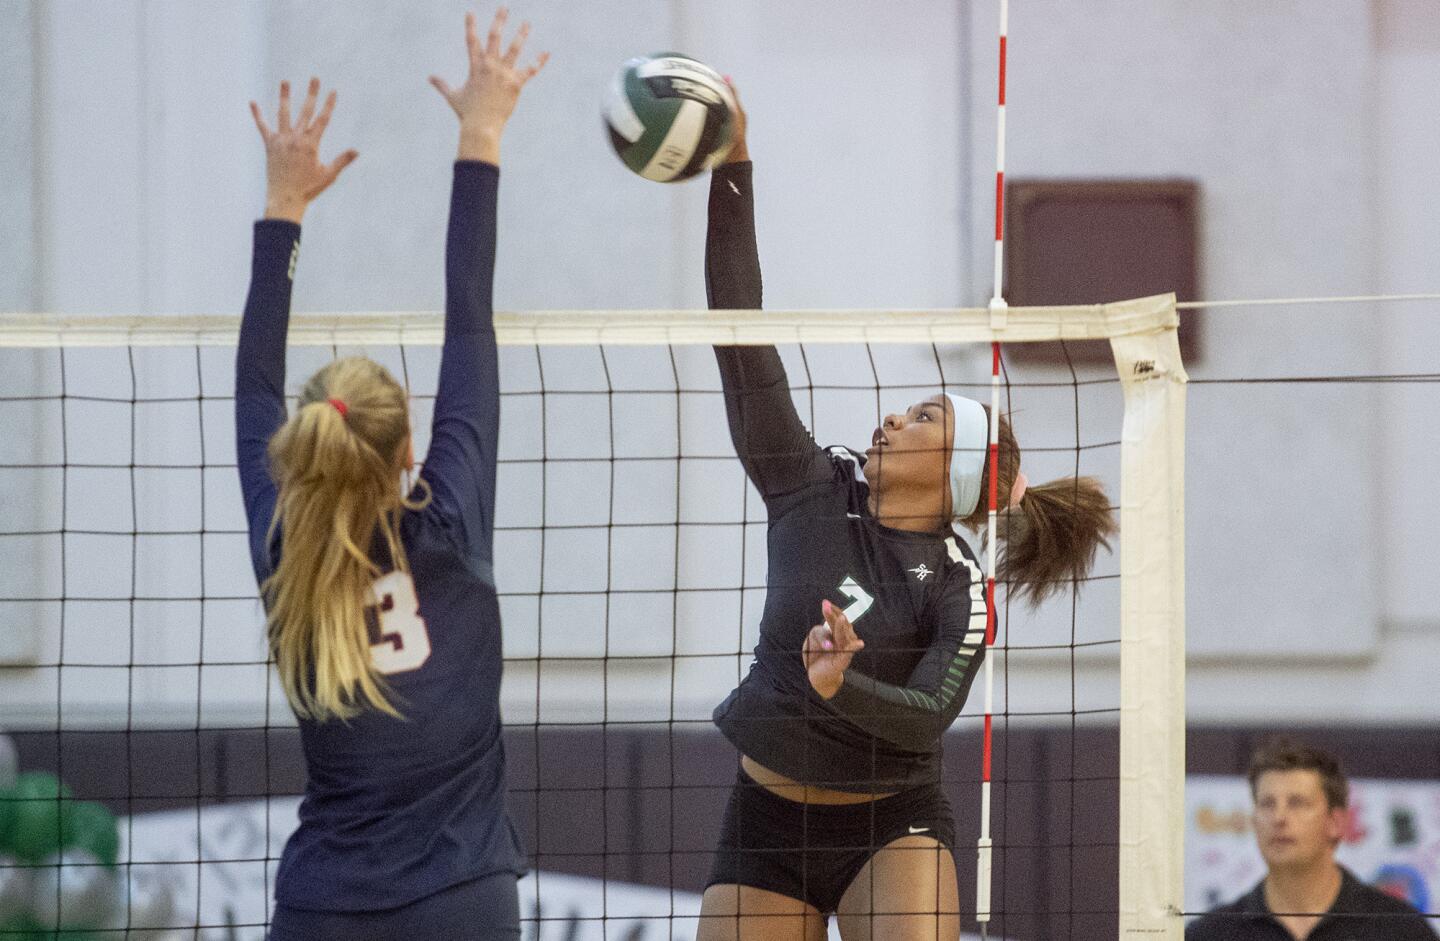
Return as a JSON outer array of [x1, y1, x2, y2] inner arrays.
[[366, 571, 431, 675]]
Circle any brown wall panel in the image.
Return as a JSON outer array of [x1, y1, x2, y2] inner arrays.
[[11, 724, 1436, 939]]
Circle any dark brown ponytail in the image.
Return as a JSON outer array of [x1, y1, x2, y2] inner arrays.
[[956, 409, 1116, 606]]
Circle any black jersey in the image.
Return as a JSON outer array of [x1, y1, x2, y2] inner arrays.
[[1185, 867, 1438, 940], [236, 163, 523, 911], [706, 162, 987, 793]]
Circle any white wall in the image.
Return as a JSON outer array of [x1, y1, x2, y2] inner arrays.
[[2, 0, 1438, 729], [964, 0, 1440, 724], [0, 2, 35, 313]]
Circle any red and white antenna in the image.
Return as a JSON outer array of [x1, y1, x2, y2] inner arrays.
[[977, 0, 1008, 937]]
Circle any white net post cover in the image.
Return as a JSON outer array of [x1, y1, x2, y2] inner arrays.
[[1111, 313, 1188, 939]]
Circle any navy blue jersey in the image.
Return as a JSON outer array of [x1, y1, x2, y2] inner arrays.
[[235, 162, 523, 911], [706, 162, 988, 793]]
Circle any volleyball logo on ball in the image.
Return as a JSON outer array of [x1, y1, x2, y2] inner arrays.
[[604, 53, 736, 182]]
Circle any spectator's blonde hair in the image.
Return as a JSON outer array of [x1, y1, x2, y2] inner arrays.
[[263, 357, 429, 722]]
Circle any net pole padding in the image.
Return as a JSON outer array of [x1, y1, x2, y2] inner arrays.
[[1110, 304, 1187, 939], [0, 298, 1178, 349]]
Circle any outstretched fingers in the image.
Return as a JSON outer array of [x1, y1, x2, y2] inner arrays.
[[326, 148, 360, 180], [310, 89, 338, 139], [306, 148, 359, 199], [297, 77, 320, 131], [255, 74, 355, 216], [502, 20, 530, 66], [276, 80, 292, 133], [486, 7, 508, 58], [249, 101, 272, 142], [435, 7, 547, 139], [464, 11, 480, 70], [429, 75, 456, 107], [520, 50, 550, 85]]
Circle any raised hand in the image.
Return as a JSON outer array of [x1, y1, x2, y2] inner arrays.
[[722, 78, 748, 164], [250, 78, 358, 224], [803, 599, 865, 700], [429, 8, 549, 162]]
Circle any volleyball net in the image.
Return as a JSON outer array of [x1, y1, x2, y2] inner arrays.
[[0, 296, 1185, 939]]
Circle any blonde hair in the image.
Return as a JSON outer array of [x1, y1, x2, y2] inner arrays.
[[263, 357, 429, 721]]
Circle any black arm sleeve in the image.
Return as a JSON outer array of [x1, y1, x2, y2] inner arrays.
[[706, 162, 827, 499], [827, 559, 988, 752]]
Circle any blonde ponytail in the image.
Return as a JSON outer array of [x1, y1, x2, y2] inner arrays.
[[262, 357, 429, 722], [955, 408, 1116, 606]]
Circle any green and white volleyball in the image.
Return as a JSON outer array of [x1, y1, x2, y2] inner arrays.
[[604, 54, 737, 182]]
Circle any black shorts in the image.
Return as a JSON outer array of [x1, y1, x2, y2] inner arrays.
[[269, 871, 520, 941], [706, 768, 957, 915]]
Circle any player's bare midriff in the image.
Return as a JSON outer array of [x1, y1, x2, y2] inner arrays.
[[740, 754, 899, 805]]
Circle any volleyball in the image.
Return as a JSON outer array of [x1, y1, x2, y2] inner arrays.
[[603, 53, 737, 182]]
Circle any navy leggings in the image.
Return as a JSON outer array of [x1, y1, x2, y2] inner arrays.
[[268, 871, 520, 941]]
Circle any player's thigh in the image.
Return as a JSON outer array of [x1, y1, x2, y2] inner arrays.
[[697, 883, 828, 941], [835, 835, 960, 941]]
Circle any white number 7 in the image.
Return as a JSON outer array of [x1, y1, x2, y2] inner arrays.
[[366, 571, 431, 675], [838, 577, 874, 622]]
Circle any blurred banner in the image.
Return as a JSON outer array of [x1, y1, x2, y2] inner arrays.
[[116, 798, 1005, 940], [119, 797, 704, 939], [1187, 775, 1440, 916]]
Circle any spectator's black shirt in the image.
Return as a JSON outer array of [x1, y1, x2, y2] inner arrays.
[[1186, 867, 1437, 940]]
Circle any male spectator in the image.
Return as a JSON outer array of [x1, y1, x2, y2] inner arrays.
[[1187, 739, 1436, 940]]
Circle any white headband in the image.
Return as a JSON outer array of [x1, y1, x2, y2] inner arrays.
[[944, 394, 989, 518]]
